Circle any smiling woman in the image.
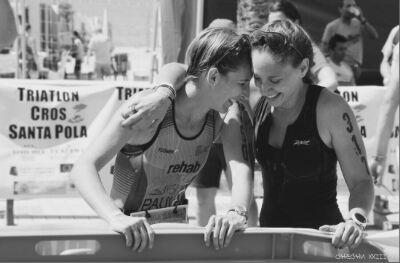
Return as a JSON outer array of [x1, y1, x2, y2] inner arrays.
[[251, 19, 374, 250]]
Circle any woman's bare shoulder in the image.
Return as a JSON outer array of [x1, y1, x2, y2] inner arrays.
[[317, 88, 352, 128]]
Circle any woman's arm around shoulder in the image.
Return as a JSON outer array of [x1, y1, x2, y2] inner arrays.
[[121, 63, 188, 128]]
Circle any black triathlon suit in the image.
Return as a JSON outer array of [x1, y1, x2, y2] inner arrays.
[[254, 85, 344, 229]]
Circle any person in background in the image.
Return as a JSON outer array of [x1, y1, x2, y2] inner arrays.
[[71, 27, 254, 252], [237, 0, 270, 33], [327, 34, 355, 86], [321, 0, 378, 82], [189, 18, 259, 227], [267, 0, 338, 93], [251, 20, 374, 249], [370, 42, 399, 182], [88, 27, 113, 80], [20, 24, 40, 79], [72, 31, 84, 80], [380, 25, 399, 86]]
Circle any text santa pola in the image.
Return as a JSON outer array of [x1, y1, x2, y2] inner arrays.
[[8, 87, 87, 141]]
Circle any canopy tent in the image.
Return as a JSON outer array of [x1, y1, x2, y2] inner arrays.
[[159, 0, 201, 64], [0, 0, 18, 50]]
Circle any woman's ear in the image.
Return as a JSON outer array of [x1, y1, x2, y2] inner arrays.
[[206, 67, 220, 88], [299, 58, 309, 78]]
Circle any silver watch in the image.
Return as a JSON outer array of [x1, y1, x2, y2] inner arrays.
[[351, 212, 367, 230], [227, 206, 248, 221]]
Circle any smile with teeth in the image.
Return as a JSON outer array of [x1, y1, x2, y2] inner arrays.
[[266, 93, 281, 99]]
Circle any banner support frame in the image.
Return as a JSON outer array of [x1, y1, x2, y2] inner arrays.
[[6, 199, 15, 226]]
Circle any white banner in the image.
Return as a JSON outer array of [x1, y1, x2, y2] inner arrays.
[[0, 82, 397, 198], [338, 86, 399, 195], [0, 79, 151, 198]]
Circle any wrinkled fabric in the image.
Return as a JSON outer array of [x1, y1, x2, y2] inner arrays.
[[160, 0, 197, 64]]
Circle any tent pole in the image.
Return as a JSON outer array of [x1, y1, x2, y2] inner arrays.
[[14, 0, 19, 78], [6, 199, 15, 226], [150, 1, 160, 83], [21, 0, 26, 79], [196, 0, 204, 34]]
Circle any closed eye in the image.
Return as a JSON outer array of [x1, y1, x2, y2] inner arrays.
[[269, 78, 281, 84], [238, 81, 250, 86], [254, 76, 261, 83]]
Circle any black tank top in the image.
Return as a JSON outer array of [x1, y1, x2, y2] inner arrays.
[[254, 85, 344, 229]]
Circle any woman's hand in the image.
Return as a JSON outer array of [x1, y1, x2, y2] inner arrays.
[[319, 221, 364, 249], [121, 90, 171, 129], [203, 212, 247, 250], [109, 213, 155, 252], [370, 159, 386, 185]]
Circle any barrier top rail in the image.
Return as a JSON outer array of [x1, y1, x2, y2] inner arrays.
[[0, 223, 390, 262]]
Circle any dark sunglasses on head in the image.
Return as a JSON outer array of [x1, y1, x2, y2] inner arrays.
[[213, 34, 251, 66], [251, 30, 304, 59]]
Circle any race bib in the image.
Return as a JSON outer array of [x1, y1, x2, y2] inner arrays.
[[130, 205, 188, 225]]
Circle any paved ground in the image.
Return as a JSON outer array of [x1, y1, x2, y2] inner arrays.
[[0, 172, 398, 228], [1, 189, 398, 229]]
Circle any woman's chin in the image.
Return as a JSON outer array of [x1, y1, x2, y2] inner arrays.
[[265, 93, 283, 107], [219, 100, 233, 113]]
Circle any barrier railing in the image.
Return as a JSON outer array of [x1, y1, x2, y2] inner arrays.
[[0, 224, 392, 262]]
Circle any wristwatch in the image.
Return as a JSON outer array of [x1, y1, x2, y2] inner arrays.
[[350, 211, 367, 230], [227, 206, 248, 221]]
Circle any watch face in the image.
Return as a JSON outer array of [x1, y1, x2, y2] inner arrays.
[[355, 213, 366, 223]]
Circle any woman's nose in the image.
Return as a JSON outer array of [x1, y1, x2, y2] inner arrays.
[[241, 89, 249, 99], [233, 87, 242, 97], [260, 84, 271, 95]]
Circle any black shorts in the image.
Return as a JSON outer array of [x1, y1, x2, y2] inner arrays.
[[191, 143, 226, 188]]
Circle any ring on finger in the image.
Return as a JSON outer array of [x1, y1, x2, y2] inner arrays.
[[129, 105, 137, 113]]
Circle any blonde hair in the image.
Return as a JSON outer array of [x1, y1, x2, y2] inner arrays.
[[185, 27, 251, 80]]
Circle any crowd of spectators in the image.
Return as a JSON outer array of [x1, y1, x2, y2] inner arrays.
[[0, 0, 396, 88]]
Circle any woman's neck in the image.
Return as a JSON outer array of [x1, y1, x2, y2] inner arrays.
[[330, 55, 342, 65], [174, 81, 210, 124], [273, 83, 308, 121], [341, 16, 352, 25]]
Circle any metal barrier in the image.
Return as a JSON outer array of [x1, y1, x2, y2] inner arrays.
[[0, 224, 391, 262]]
